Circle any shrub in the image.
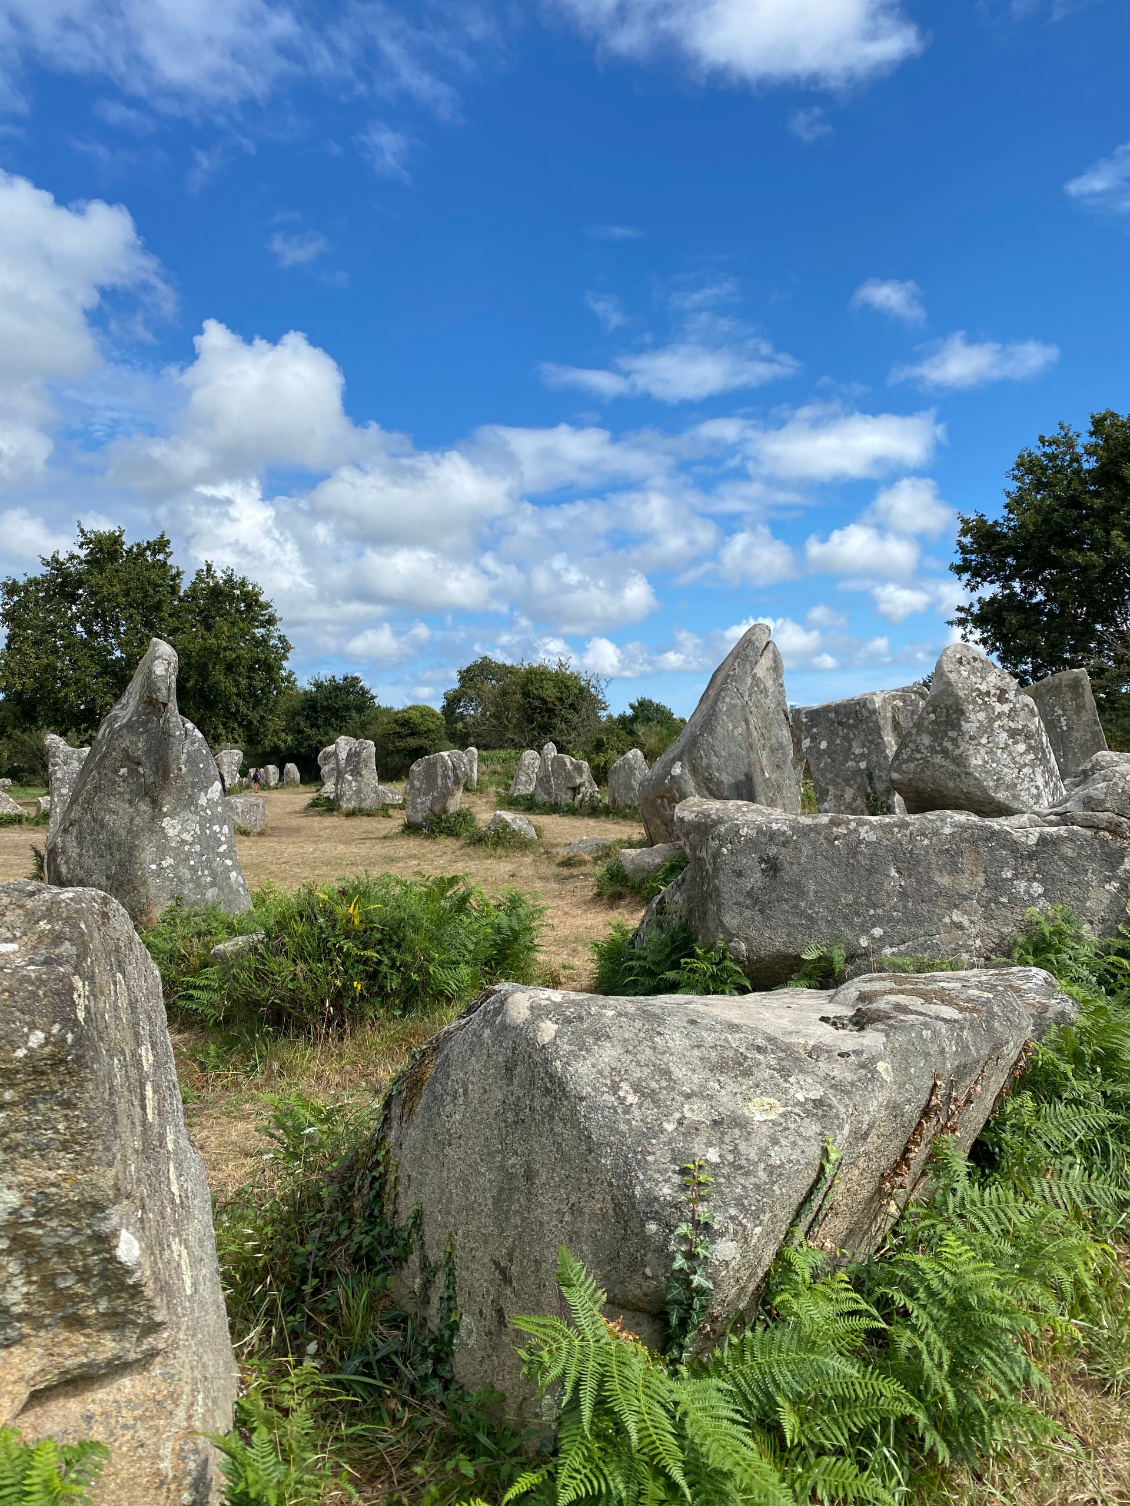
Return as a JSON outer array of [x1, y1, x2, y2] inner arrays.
[[0, 1429, 108, 1504], [358, 704, 447, 777], [614, 696, 686, 762], [591, 917, 749, 996], [593, 848, 686, 902], [442, 657, 607, 752], [143, 875, 542, 1033]]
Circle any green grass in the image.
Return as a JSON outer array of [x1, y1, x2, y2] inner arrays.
[[467, 819, 542, 852], [142, 873, 542, 1034], [500, 791, 615, 819]]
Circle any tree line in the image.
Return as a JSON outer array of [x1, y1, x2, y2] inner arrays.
[[1, 409, 1127, 782]]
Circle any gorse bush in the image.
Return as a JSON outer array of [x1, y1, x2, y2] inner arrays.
[[0, 1429, 108, 1504], [143, 875, 542, 1033]]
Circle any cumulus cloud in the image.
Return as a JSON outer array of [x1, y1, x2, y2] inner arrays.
[[541, 328, 799, 403], [805, 522, 920, 580], [863, 475, 951, 536], [1065, 142, 1130, 217], [0, 506, 74, 561], [868, 578, 963, 623], [891, 331, 1059, 390], [850, 277, 925, 323], [716, 525, 796, 585], [345, 622, 432, 663], [550, 0, 923, 88], [744, 402, 942, 480]]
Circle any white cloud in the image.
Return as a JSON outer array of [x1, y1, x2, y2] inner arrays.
[[345, 622, 432, 662], [850, 277, 925, 323], [551, 0, 923, 87], [478, 422, 667, 493], [542, 330, 800, 403], [806, 602, 848, 628], [745, 402, 942, 480], [268, 228, 328, 267], [1065, 142, 1130, 217], [356, 122, 412, 181], [584, 291, 626, 330], [868, 577, 963, 623], [863, 475, 950, 536], [787, 106, 831, 142], [891, 331, 1059, 390], [0, 506, 74, 561], [805, 522, 920, 580], [584, 224, 642, 239], [716, 525, 796, 585]]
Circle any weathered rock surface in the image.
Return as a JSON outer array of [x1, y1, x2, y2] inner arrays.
[[535, 753, 600, 809], [1025, 668, 1108, 780], [638, 623, 800, 845], [795, 688, 927, 815], [226, 794, 267, 833], [35, 797, 49, 817], [282, 762, 301, 787], [210, 930, 266, 961], [608, 748, 648, 809], [464, 747, 478, 791], [486, 810, 537, 842], [317, 745, 337, 797], [555, 837, 612, 860], [889, 645, 1065, 816], [215, 748, 243, 791], [509, 750, 540, 796], [0, 789, 22, 816], [406, 751, 467, 827], [668, 797, 1130, 986], [263, 764, 279, 789], [335, 737, 379, 812], [44, 735, 89, 846], [386, 968, 1072, 1404], [0, 881, 237, 1503], [46, 641, 250, 925], [618, 842, 683, 882]]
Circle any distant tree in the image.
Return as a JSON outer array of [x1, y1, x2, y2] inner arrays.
[[357, 704, 448, 777], [0, 527, 293, 744], [615, 696, 686, 762], [284, 674, 377, 774], [442, 656, 607, 752], [951, 410, 1130, 746]]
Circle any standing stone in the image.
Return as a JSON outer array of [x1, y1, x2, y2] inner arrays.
[[226, 794, 267, 833], [1024, 668, 1108, 781], [406, 751, 467, 827], [263, 764, 280, 789], [889, 644, 1065, 816], [317, 745, 337, 798], [44, 735, 89, 847], [0, 789, 22, 816], [464, 747, 478, 791], [282, 763, 301, 787], [638, 623, 801, 845], [336, 738, 379, 812], [535, 753, 599, 808], [794, 688, 927, 815], [385, 969, 1071, 1403], [509, 750, 540, 797], [0, 880, 237, 1503], [215, 748, 243, 791], [608, 748, 648, 810], [486, 810, 538, 842], [35, 796, 49, 817], [46, 640, 251, 925]]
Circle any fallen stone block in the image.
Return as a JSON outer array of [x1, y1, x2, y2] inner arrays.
[[639, 623, 800, 845], [668, 796, 1130, 986], [47, 640, 250, 925], [210, 930, 266, 961], [227, 794, 267, 833], [385, 968, 1072, 1405], [282, 762, 301, 786], [0, 880, 237, 1502], [889, 644, 1064, 816], [794, 687, 926, 814], [486, 810, 537, 842], [608, 747, 648, 809], [406, 751, 467, 826], [44, 735, 89, 846], [1024, 668, 1108, 780], [617, 841, 683, 882], [509, 750, 540, 796]]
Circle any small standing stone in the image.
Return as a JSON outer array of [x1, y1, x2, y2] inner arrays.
[[0, 788, 22, 816], [226, 794, 267, 833], [336, 738, 380, 812], [486, 810, 537, 842], [35, 796, 50, 816], [464, 746, 478, 790], [406, 751, 467, 826], [215, 748, 243, 790], [317, 744, 337, 797], [282, 762, 301, 786], [508, 749, 540, 796], [44, 734, 89, 846], [1024, 668, 1108, 781], [608, 748, 648, 809], [263, 764, 280, 789], [535, 752, 598, 808]]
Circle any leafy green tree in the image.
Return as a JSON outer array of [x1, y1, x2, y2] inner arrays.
[[283, 674, 377, 775], [615, 695, 686, 762], [442, 656, 607, 752], [357, 703, 447, 777], [0, 527, 293, 745], [951, 410, 1130, 745], [441, 657, 523, 746]]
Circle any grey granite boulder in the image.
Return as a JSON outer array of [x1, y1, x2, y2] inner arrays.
[[464, 747, 478, 791], [1024, 668, 1108, 780], [618, 841, 683, 882], [46, 640, 250, 925], [889, 644, 1065, 816], [385, 968, 1071, 1404], [1041, 751, 1130, 835], [667, 797, 1130, 987], [486, 810, 537, 842], [226, 794, 267, 833], [44, 734, 89, 845], [282, 762, 301, 786], [336, 737, 379, 812], [794, 688, 927, 815], [535, 752, 600, 809], [638, 623, 800, 845], [317, 744, 337, 797], [406, 750, 467, 827], [509, 750, 540, 796], [263, 764, 280, 789], [608, 747, 648, 810], [215, 748, 243, 791], [0, 789, 22, 817], [35, 796, 49, 817], [0, 880, 237, 1502]]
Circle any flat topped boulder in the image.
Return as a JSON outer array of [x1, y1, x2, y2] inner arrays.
[[0, 880, 237, 1503], [889, 643, 1065, 816], [1025, 668, 1108, 780], [386, 969, 1071, 1404], [667, 796, 1130, 986], [46, 639, 250, 925], [638, 623, 800, 844], [794, 687, 926, 814], [44, 734, 89, 845]]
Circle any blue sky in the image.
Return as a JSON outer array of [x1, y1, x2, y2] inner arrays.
[[0, 0, 1127, 715]]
